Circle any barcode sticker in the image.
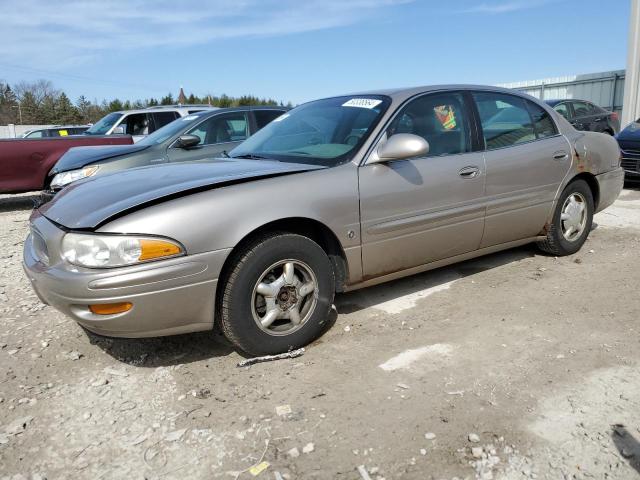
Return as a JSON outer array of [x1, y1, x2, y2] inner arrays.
[[342, 98, 382, 109]]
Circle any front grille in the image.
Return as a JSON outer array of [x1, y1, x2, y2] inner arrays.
[[31, 229, 49, 265], [621, 148, 640, 173]]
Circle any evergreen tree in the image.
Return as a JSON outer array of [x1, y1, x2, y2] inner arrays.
[[160, 93, 174, 105], [19, 91, 39, 124], [76, 95, 91, 122], [39, 95, 58, 124], [108, 99, 124, 112], [56, 93, 79, 124]]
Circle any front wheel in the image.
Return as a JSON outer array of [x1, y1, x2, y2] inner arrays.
[[537, 179, 594, 256], [219, 233, 335, 356]]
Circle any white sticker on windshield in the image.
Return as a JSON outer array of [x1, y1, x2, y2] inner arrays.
[[342, 98, 382, 109], [182, 115, 199, 121], [273, 113, 290, 122]]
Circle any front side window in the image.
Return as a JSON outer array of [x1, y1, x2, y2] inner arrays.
[[526, 101, 557, 139], [473, 92, 536, 149], [120, 113, 150, 136], [230, 95, 391, 166], [187, 112, 248, 146], [26, 130, 44, 138], [553, 103, 570, 120], [386, 92, 471, 157]]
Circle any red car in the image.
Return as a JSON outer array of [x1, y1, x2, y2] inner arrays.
[[0, 135, 134, 193]]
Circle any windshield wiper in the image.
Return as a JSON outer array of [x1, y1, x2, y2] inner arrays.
[[231, 153, 269, 160], [220, 150, 230, 158]]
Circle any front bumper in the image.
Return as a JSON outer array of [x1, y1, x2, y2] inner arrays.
[[23, 214, 231, 338], [595, 167, 625, 213]]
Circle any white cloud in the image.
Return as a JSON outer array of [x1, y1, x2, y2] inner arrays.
[[0, 0, 411, 69]]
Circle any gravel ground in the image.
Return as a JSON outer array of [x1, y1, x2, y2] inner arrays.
[[1, 188, 639, 480]]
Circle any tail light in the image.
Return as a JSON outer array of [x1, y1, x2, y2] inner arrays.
[[611, 111, 619, 122]]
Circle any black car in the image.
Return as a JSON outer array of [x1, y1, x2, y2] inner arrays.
[[616, 120, 640, 181], [546, 100, 620, 135], [22, 125, 90, 138]]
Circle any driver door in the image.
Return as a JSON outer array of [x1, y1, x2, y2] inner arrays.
[[167, 112, 249, 162], [358, 91, 486, 278]]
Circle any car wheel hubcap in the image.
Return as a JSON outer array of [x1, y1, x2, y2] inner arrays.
[[251, 260, 318, 336], [560, 192, 587, 242]]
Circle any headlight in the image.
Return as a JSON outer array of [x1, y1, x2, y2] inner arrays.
[[50, 165, 100, 190], [61, 233, 184, 268]]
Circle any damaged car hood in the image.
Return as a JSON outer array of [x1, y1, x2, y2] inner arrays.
[[50, 144, 152, 174], [40, 159, 326, 229]]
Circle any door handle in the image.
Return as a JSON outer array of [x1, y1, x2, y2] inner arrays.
[[458, 166, 480, 178], [553, 151, 569, 160]]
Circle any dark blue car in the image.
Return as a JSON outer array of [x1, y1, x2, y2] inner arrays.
[[617, 120, 640, 181]]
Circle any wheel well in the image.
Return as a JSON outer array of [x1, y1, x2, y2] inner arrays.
[[218, 218, 350, 296], [571, 172, 600, 209]]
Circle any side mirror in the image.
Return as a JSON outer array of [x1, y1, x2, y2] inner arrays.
[[370, 133, 429, 164], [175, 134, 201, 149], [112, 126, 125, 135]]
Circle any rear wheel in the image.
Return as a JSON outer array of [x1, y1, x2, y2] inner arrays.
[[219, 233, 335, 356], [537, 179, 594, 256]]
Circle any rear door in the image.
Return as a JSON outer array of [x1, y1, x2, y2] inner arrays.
[[569, 101, 591, 131], [472, 91, 571, 247], [358, 90, 486, 278], [167, 111, 250, 162]]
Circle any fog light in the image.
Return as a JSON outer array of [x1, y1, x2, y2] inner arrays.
[[89, 302, 133, 315]]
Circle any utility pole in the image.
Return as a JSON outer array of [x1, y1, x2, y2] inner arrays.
[[12, 103, 22, 124], [622, 0, 640, 126]]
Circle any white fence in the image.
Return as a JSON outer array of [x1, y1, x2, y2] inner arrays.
[[0, 124, 54, 139]]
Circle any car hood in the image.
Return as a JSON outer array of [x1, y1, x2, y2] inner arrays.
[[616, 122, 640, 142], [50, 144, 152, 175], [39, 159, 326, 229]]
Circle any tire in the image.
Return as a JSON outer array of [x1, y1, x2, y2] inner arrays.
[[537, 179, 594, 256], [219, 232, 335, 356]]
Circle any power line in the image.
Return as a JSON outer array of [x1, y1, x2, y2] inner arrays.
[[0, 61, 170, 94]]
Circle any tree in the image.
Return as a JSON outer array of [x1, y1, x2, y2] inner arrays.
[[0, 82, 19, 124], [56, 93, 80, 124], [108, 99, 124, 112], [76, 95, 92, 122], [19, 91, 40, 124], [160, 93, 174, 105]]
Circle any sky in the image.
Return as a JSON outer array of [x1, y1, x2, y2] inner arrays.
[[0, 0, 631, 105]]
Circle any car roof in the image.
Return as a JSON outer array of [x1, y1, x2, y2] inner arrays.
[[111, 106, 220, 115], [329, 84, 550, 105], [180, 105, 290, 118]]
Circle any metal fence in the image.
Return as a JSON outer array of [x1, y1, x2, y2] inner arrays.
[[497, 69, 626, 114]]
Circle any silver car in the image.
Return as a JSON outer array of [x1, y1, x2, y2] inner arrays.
[[23, 85, 624, 355]]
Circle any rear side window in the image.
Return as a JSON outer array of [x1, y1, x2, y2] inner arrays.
[[526, 101, 557, 139], [473, 92, 536, 149], [387, 92, 471, 157], [254, 110, 286, 130], [152, 111, 180, 130]]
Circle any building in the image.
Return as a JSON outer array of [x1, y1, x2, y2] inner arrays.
[[497, 69, 626, 115]]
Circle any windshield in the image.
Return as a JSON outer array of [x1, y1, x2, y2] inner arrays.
[[230, 95, 390, 165], [137, 112, 209, 146], [84, 112, 123, 135]]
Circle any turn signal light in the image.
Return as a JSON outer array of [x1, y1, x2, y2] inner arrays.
[[139, 239, 182, 261], [89, 302, 133, 315]]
